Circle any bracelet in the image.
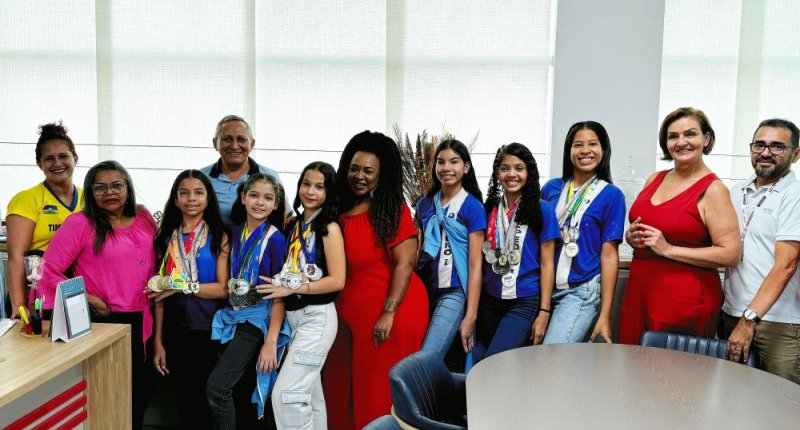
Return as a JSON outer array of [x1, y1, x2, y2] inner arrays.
[[539, 308, 551, 314], [383, 297, 399, 313]]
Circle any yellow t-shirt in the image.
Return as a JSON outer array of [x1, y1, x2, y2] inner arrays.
[[7, 183, 83, 252]]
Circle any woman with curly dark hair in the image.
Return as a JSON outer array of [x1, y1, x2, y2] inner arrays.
[[477, 143, 560, 361], [323, 131, 429, 429]]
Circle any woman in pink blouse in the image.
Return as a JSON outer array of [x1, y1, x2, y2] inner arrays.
[[40, 160, 157, 429]]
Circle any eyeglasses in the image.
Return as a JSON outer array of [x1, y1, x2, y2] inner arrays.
[[92, 181, 127, 195], [749, 141, 798, 155]]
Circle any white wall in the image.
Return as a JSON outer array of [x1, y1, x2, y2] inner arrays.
[[549, 0, 666, 181]]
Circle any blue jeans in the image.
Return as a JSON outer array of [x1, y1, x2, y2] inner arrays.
[[421, 288, 466, 358], [476, 292, 540, 361], [543, 275, 602, 344]]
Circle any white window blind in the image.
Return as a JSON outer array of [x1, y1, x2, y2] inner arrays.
[[0, 1, 555, 212], [657, 0, 800, 184]]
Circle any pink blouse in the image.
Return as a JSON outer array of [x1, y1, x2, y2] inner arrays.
[[40, 207, 157, 344]]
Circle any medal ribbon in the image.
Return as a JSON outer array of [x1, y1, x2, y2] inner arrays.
[[159, 219, 206, 281], [557, 176, 598, 229], [486, 197, 520, 250], [232, 222, 269, 284], [284, 210, 321, 273]]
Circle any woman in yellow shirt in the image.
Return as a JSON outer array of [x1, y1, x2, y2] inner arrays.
[[6, 122, 82, 318]]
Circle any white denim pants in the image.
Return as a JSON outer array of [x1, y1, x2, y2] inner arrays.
[[272, 302, 338, 430]]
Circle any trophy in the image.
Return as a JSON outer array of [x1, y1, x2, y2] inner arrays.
[[24, 255, 44, 303], [617, 156, 644, 259]]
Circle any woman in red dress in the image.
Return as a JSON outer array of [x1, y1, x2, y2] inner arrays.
[[619, 107, 740, 345], [323, 130, 429, 429]]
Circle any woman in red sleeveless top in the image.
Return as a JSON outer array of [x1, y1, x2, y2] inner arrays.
[[619, 107, 741, 345]]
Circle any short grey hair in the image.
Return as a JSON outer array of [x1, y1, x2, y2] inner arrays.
[[213, 115, 253, 142]]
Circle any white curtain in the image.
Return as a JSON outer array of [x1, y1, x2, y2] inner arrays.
[[657, 0, 800, 184], [0, 0, 555, 212]]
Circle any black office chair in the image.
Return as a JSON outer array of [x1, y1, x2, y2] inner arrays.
[[364, 414, 403, 430], [640, 331, 758, 367], [388, 349, 468, 430]]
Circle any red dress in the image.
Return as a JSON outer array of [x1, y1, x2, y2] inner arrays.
[[619, 170, 723, 345], [323, 204, 429, 430]]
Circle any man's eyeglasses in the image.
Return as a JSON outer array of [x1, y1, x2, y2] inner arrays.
[[749, 141, 798, 155], [92, 181, 127, 195]]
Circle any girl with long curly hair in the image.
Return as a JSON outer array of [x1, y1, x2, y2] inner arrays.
[[477, 143, 560, 361], [323, 131, 429, 429]]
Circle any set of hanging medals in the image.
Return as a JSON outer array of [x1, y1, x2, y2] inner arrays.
[[149, 221, 204, 294], [483, 198, 520, 287], [559, 177, 598, 258], [273, 211, 323, 290]]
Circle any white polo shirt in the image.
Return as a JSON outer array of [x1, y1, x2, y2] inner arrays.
[[723, 171, 800, 323]]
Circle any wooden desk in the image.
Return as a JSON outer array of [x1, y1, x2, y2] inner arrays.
[[467, 344, 800, 430], [0, 323, 131, 429]]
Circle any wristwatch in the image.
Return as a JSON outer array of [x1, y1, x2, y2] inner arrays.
[[743, 307, 761, 324]]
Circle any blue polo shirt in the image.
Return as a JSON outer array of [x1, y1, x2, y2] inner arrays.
[[542, 178, 626, 286], [200, 157, 282, 226]]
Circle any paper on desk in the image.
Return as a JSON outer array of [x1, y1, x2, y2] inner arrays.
[[0, 318, 17, 337]]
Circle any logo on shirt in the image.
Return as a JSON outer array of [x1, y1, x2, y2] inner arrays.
[[42, 205, 58, 215]]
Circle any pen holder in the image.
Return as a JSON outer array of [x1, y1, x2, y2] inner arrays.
[[31, 318, 43, 335], [20, 327, 45, 339]]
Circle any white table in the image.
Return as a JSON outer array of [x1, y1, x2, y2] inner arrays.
[[467, 343, 800, 430]]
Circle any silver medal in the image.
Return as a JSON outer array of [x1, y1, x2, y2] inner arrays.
[[482, 240, 493, 255], [304, 264, 323, 281], [508, 250, 521, 266], [502, 273, 516, 287], [485, 250, 497, 264], [565, 242, 579, 258], [228, 278, 261, 309], [492, 261, 510, 275], [498, 254, 508, 267], [569, 227, 580, 242], [281, 271, 304, 290]]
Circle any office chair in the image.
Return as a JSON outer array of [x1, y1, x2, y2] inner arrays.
[[364, 414, 403, 430], [388, 349, 468, 430], [640, 331, 758, 367]]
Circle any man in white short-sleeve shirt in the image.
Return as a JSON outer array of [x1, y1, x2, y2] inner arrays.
[[721, 118, 800, 384]]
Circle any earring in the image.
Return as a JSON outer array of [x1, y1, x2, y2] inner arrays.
[[369, 187, 376, 199]]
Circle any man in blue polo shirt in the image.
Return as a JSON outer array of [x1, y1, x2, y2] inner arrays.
[[721, 118, 800, 384], [200, 115, 282, 226]]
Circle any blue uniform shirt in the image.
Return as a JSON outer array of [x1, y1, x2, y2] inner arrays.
[[416, 190, 487, 290], [483, 200, 560, 299], [541, 178, 626, 285]]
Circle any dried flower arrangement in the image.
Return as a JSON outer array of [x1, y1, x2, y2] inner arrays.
[[394, 124, 477, 207]]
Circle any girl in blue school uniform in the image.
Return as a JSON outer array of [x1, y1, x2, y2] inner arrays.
[[476, 143, 561, 360], [541, 121, 626, 343], [416, 139, 486, 363], [206, 173, 290, 429], [151, 170, 230, 430]]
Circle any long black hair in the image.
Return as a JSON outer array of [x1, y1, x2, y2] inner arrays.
[[154, 170, 227, 263], [561, 121, 613, 183], [82, 160, 139, 254], [426, 139, 483, 201], [484, 143, 543, 232], [337, 130, 405, 245], [230, 173, 286, 230], [293, 161, 340, 236]]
